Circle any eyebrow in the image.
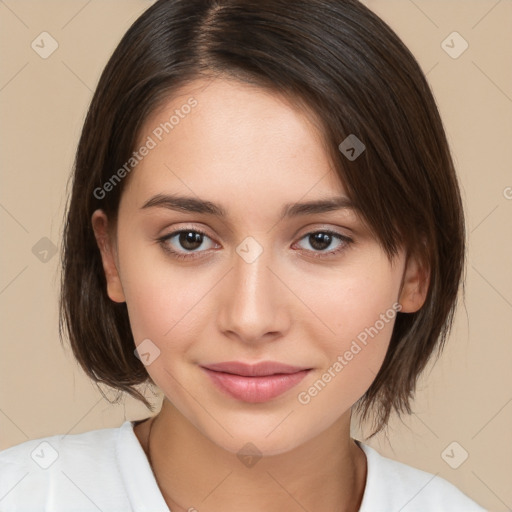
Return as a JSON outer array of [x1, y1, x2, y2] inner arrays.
[[141, 193, 356, 220]]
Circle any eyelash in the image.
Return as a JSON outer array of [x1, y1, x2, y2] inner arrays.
[[157, 227, 353, 261]]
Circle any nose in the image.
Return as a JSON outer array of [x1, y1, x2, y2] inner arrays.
[[216, 242, 291, 345]]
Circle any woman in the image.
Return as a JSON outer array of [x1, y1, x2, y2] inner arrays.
[[0, 1, 487, 510]]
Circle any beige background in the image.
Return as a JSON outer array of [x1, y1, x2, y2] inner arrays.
[[0, 1, 511, 510]]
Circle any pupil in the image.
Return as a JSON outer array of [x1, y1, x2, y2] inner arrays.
[[180, 231, 203, 250], [310, 233, 331, 251]]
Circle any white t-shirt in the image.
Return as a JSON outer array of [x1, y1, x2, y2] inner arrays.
[[0, 420, 487, 511]]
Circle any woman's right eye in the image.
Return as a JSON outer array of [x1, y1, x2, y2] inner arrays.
[[157, 229, 218, 260]]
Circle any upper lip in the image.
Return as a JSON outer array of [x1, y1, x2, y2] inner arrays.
[[201, 361, 311, 377]]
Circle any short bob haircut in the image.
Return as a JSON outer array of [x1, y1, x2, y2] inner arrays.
[[59, 0, 465, 438]]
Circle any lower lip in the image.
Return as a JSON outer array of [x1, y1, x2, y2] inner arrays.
[[201, 367, 311, 403]]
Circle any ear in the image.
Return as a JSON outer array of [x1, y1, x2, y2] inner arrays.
[[91, 209, 126, 303], [398, 250, 430, 313]]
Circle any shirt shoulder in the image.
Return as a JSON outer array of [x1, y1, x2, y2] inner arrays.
[[357, 441, 488, 512], [0, 424, 131, 512]]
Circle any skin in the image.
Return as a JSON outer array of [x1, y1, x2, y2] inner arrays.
[[92, 77, 428, 512]]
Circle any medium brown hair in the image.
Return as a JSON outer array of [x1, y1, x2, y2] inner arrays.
[[59, 0, 465, 438]]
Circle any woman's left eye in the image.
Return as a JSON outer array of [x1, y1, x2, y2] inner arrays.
[[157, 229, 353, 260], [294, 230, 353, 257]]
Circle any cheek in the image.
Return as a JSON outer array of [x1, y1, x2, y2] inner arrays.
[[292, 255, 401, 414], [118, 238, 219, 369], [297, 252, 401, 347], [123, 269, 207, 348], [293, 315, 397, 438]]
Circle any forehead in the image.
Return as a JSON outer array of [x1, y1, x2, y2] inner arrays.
[[124, 77, 346, 212]]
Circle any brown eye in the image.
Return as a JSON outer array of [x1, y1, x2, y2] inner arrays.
[[158, 229, 218, 260], [178, 231, 204, 251], [309, 232, 334, 251], [295, 230, 353, 258]]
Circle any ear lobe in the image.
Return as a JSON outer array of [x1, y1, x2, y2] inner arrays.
[[91, 209, 126, 303], [398, 252, 430, 313]]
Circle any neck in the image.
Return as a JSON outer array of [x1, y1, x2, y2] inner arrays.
[[140, 400, 367, 512]]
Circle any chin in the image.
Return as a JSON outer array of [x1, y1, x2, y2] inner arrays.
[[216, 432, 303, 459], [198, 415, 321, 459]]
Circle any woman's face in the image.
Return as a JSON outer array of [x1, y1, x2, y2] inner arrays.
[[93, 77, 425, 456]]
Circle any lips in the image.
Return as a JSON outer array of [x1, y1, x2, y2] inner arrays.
[[200, 361, 312, 403], [202, 361, 310, 376]]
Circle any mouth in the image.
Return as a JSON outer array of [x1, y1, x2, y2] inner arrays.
[[200, 361, 312, 403]]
